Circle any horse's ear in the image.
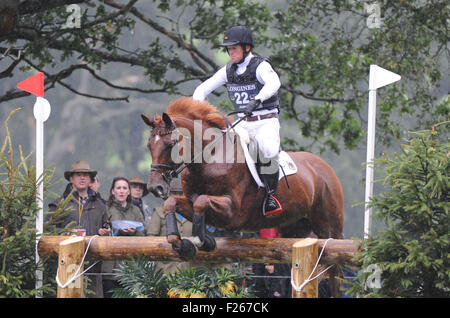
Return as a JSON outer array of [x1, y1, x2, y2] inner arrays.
[[162, 113, 175, 130], [141, 114, 155, 128]]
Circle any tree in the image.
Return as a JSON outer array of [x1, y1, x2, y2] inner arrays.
[[0, 109, 73, 297], [1, 1, 448, 154], [267, 0, 449, 152], [0, 1, 448, 240], [348, 123, 449, 297]]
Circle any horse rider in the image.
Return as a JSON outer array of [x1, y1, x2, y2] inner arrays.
[[193, 25, 282, 217]]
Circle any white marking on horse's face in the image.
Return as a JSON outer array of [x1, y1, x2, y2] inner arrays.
[[154, 135, 160, 143]]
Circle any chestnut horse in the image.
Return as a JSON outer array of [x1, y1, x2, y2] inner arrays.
[[142, 97, 344, 297]]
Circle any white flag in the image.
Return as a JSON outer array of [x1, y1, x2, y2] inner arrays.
[[369, 65, 401, 90]]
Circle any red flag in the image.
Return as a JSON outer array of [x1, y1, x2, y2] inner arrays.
[[17, 72, 44, 97]]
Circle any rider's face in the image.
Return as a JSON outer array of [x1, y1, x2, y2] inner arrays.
[[227, 45, 244, 64]]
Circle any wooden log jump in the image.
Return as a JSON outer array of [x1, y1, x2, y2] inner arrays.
[[39, 236, 359, 298], [38, 236, 359, 265]]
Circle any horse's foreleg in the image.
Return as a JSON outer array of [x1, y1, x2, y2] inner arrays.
[[192, 194, 233, 252], [163, 195, 196, 260], [192, 195, 216, 252]]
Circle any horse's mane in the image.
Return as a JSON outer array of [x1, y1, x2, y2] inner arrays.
[[166, 97, 227, 130]]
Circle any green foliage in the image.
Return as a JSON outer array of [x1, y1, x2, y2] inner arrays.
[[347, 124, 449, 297], [166, 264, 256, 298], [112, 255, 256, 298], [3, 0, 448, 156], [1, 0, 449, 244], [268, 0, 449, 153], [0, 109, 72, 297], [0, 109, 42, 297], [112, 254, 168, 298]]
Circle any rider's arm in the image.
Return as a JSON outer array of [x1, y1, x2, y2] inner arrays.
[[193, 66, 227, 101], [254, 61, 281, 102]]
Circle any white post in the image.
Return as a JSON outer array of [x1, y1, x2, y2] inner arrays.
[[364, 89, 377, 239], [33, 97, 51, 296], [364, 65, 400, 239], [35, 113, 44, 292]]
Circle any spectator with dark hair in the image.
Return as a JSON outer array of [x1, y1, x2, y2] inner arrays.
[[102, 176, 146, 297]]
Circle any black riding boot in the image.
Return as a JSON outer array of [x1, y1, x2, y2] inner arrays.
[[260, 170, 282, 216]]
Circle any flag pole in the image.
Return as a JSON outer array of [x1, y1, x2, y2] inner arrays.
[[364, 65, 400, 239], [364, 88, 377, 239], [16, 73, 50, 297]]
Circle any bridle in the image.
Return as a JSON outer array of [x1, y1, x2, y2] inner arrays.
[[150, 162, 179, 185], [150, 128, 181, 188]]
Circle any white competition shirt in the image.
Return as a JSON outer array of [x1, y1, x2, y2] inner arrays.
[[193, 53, 281, 116]]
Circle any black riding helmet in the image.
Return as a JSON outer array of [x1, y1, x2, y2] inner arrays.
[[220, 26, 254, 64], [220, 26, 254, 47]]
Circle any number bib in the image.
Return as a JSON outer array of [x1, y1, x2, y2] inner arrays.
[[225, 56, 280, 113], [226, 82, 259, 111]]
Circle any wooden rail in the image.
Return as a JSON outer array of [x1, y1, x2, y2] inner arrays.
[[38, 236, 360, 265]]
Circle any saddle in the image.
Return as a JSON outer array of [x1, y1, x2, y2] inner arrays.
[[231, 126, 297, 188]]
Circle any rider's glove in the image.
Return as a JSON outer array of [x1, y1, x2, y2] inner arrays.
[[244, 99, 260, 116]]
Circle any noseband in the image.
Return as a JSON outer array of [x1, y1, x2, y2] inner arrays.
[[151, 162, 179, 186]]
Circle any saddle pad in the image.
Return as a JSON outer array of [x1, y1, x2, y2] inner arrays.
[[232, 126, 298, 188]]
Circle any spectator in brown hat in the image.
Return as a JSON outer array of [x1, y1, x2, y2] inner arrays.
[[49, 160, 110, 236], [48, 160, 110, 298], [129, 176, 153, 227]]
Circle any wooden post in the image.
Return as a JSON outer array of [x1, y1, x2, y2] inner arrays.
[[57, 236, 85, 298], [291, 238, 318, 298]]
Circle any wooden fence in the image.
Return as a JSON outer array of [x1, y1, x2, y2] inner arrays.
[[38, 235, 359, 298]]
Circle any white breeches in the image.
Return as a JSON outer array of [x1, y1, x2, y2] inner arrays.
[[236, 117, 280, 160]]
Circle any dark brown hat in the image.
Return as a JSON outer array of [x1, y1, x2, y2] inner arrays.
[[64, 160, 97, 181], [129, 176, 149, 197]]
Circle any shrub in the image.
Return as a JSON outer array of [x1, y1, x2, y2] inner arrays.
[[348, 123, 449, 297], [0, 109, 71, 297], [112, 255, 256, 298]]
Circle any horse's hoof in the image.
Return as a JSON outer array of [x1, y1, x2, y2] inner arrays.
[[172, 239, 196, 260], [198, 234, 216, 252]]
